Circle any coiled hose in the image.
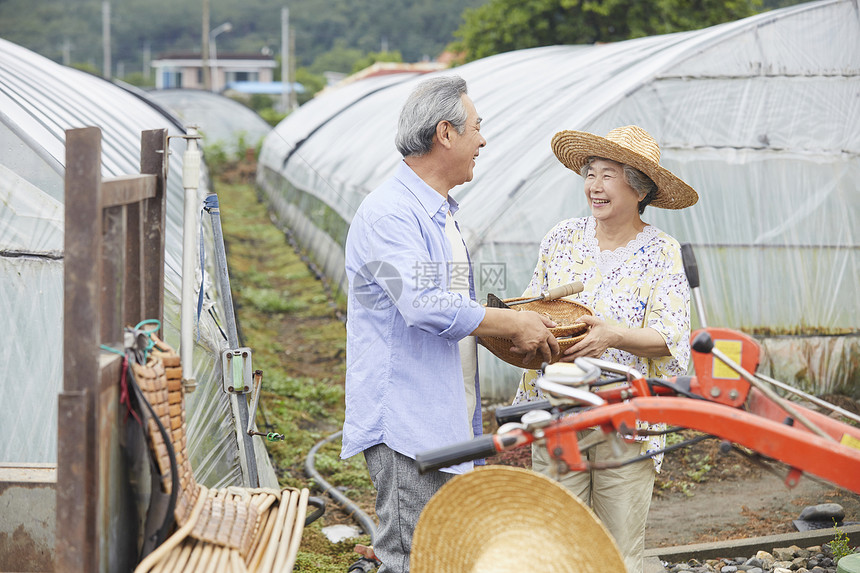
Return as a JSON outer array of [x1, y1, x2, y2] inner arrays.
[[304, 430, 378, 541]]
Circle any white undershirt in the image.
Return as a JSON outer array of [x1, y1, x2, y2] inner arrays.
[[444, 211, 478, 431]]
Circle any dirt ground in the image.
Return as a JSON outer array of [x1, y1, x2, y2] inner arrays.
[[646, 465, 860, 547]]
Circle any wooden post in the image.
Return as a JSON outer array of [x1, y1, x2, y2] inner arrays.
[[141, 129, 167, 329], [58, 126, 102, 573]]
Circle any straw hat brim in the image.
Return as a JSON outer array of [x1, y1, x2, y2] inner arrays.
[[552, 130, 698, 209], [410, 466, 624, 573]]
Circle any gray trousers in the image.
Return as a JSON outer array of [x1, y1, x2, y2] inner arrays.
[[364, 443, 453, 573]]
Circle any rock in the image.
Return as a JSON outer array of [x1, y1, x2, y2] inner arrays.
[[320, 523, 362, 543], [773, 568, 792, 573], [720, 567, 737, 573], [755, 550, 776, 568], [775, 547, 798, 561], [799, 503, 845, 522]]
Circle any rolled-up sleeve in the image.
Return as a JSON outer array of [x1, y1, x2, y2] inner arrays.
[[363, 209, 485, 341]]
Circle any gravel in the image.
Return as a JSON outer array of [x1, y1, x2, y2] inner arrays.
[[661, 543, 857, 572]]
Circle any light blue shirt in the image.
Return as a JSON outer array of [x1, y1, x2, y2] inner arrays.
[[341, 160, 486, 474]]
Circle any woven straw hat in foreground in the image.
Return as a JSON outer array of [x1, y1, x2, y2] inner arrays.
[[478, 298, 593, 370], [410, 466, 624, 573], [552, 125, 698, 209]]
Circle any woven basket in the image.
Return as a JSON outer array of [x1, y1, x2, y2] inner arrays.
[[478, 297, 593, 370]]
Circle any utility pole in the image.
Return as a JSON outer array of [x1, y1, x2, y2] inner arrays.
[[143, 41, 151, 81], [280, 7, 289, 113], [62, 39, 71, 67], [202, 0, 211, 90], [102, 1, 111, 79], [289, 26, 298, 110]]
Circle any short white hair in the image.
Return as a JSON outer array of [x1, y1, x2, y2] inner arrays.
[[395, 76, 468, 157]]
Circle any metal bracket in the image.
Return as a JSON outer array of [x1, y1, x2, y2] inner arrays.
[[221, 348, 252, 394]]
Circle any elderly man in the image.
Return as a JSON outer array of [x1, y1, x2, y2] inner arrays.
[[341, 75, 559, 573]]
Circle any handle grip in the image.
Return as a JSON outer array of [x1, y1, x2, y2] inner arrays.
[[545, 281, 585, 301], [495, 399, 553, 426], [691, 331, 714, 353], [680, 243, 700, 289], [414, 435, 500, 474]]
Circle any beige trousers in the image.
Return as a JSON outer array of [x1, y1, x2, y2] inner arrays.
[[532, 429, 655, 573]]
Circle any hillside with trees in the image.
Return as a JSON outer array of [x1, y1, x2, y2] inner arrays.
[[0, 0, 486, 81], [451, 0, 807, 62], [0, 0, 807, 97]]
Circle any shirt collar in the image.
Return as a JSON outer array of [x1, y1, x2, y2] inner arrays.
[[394, 160, 460, 218]]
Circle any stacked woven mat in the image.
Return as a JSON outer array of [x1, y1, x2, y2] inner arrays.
[[133, 336, 310, 573]]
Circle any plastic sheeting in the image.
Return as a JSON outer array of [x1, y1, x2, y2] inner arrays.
[[258, 0, 859, 400], [146, 89, 273, 155], [0, 37, 278, 488]]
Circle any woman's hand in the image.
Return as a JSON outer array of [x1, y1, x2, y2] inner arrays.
[[558, 315, 620, 361], [559, 316, 672, 361]]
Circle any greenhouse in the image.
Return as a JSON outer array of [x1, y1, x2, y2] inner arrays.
[[0, 36, 277, 487], [146, 88, 273, 156], [258, 0, 859, 400]]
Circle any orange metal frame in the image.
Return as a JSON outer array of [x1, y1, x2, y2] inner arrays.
[[495, 327, 860, 494]]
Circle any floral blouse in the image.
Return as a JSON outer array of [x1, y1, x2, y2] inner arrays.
[[513, 216, 692, 472]]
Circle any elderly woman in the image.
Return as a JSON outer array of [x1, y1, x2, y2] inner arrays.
[[515, 125, 697, 573]]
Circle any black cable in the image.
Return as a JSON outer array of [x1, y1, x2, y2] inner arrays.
[[305, 431, 377, 541], [126, 351, 179, 547], [593, 434, 716, 469], [647, 379, 708, 400]]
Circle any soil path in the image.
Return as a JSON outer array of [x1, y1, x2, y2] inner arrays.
[[646, 466, 860, 548]]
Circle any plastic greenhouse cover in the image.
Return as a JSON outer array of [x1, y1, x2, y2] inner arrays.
[[0, 38, 278, 487], [147, 89, 273, 155], [258, 0, 859, 400]]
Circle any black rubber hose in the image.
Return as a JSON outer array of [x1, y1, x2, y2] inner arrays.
[[305, 430, 377, 541]]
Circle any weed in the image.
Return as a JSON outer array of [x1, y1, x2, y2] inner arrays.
[[831, 520, 857, 563], [240, 286, 308, 313]]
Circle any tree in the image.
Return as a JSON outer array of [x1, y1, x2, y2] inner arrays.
[[452, 0, 765, 62], [351, 50, 402, 74]]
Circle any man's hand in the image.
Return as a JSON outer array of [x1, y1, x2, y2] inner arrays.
[[507, 310, 560, 366], [473, 307, 559, 365]]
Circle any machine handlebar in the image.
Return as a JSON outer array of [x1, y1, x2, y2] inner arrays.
[[415, 434, 519, 475]]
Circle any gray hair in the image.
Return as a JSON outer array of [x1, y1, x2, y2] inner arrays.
[[581, 157, 658, 214], [395, 75, 469, 157]]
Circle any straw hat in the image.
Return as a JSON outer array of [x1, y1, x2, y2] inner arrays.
[[552, 125, 698, 209], [410, 466, 624, 573]]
